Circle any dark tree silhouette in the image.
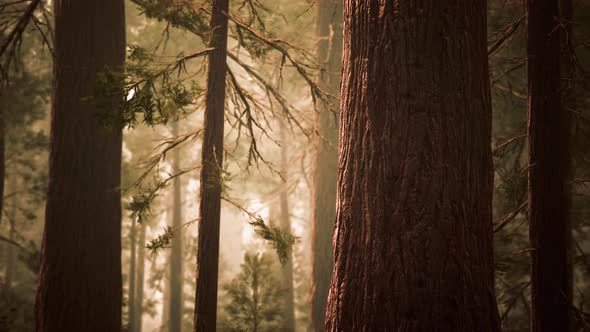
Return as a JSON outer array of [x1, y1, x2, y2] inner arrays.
[[34, 0, 126, 330], [527, 0, 573, 330], [193, 0, 229, 330]]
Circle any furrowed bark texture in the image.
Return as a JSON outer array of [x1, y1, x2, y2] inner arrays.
[[34, 0, 125, 330], [193, 0, 229, 330], [310, 0, 342, 331], [325, 1, 500, 330], [170, 119, 184, 332], [527, 0, 572, 330]]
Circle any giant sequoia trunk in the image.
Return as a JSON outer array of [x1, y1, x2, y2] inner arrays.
[[170, 119, 184, 332], [309, 1, 342, 331], [34, 0, 125, 330], [527, 0, 572, 330], [193, 0, 229, 330], [325, 1, 500, 330]]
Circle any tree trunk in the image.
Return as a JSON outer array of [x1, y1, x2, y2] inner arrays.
[[309, 0, 342, 330], [193, 0, 229, 330], [4, 173, 16, 288], [279, 121, 295, 331], [34, 0, 125, 330], [0, 110, 4, 229], [325, 1, 500, 331], [170, 119, 184, 332], [128, 219, 137, 332], [135, 222, 146, 332], [527, 0, 572, 330], [5, 221, 14, 288]]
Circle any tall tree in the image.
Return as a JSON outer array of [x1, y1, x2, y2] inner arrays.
[[193, 0, 229, 330], [0, 110, 4, 229], [279, 121, 295, 331], [325, 1, 500, 330], [34, 0, 126, 330], [170, 119, 184, 332], [128, 219, 137, 332], [527, 0, 572, 330], [309, 0, 342, 330], [135, 222, 147, 332], [4, 173, 16, 288]]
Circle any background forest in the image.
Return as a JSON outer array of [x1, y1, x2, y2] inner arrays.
[[0, 0, 589, 331]]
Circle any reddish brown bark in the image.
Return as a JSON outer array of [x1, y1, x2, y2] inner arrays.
[[309, 0, 342, 331], [193, 0, 229, 330], [34, 0, 125, 330], [527, 0, 572, 330], [325, 1, 500, 330]]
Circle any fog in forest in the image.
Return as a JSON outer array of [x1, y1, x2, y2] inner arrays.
[[1, 0, 590, 331]]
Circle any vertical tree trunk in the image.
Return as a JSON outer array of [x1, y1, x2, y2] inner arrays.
[[5, 221, 14, 287], [162, 269, 171, 329], [135, 223, 146, 332], [325, 1, 500, 330], [527, 0, 572, 330], [309, 0, 342, 330], [34, 0, 125, 330], [193, 0, 229, 330], [4, 173, 16, 288], [279, 121, 295, 331], [0, 110, 4, 229], [128, 219, 137, 332], [170, 119, 184, 332]]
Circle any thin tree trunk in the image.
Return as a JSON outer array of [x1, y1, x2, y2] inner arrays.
[[170, 119, 183, 332], [4, 173, 16, 288], [0, 110, 4, 228], [34, 0, 125, 330], [193, 0, 229, 330], [128, 219, 137, 332], [527, 0, 572, 330], [162, 269, 171, 330], [325, 1, 500, 330], [309, 1, 341, 330], [279, 121, 295, 331], [135, 222, 146, 332]]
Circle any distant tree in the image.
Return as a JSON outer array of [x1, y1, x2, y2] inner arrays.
[[128, 218, 137, 331], [135, 222, 147, 332], [527, 0, 573, 330], [170, 118, 184, 332], [278, 121, 295, 331], [325, 1, 500, 330], [193, 0, 230, 330], [309, 0, 342, 330], [223, 252, 283, 332], [34, 0, 126, 330]]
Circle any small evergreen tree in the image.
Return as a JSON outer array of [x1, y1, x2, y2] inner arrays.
[[222, 252, 283, 332]]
